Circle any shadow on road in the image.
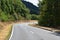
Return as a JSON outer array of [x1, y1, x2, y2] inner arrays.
[[52, 32, 60, 36]]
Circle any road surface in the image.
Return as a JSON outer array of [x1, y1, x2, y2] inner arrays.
[[9, 22, 60, 40]]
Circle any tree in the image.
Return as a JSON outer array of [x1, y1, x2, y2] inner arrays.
[[54, 0, 60, 26], [38, 0, 60, 28]]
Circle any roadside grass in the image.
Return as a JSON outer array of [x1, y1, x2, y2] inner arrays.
[[0, 22, 13, 40], [5, 26, 12, 40]]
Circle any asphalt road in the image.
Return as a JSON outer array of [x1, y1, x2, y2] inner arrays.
[[9, 22, 60, 40]]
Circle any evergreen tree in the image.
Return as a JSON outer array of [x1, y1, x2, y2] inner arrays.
[[54, 0, 60, 26], [38, 0, 60, 28]]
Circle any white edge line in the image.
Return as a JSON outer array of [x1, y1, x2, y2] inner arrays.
[[9, 25, 14, 40]]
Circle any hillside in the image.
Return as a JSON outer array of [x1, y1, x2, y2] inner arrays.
[[0, 0, 30, 21], [22, 1, 39, 15]]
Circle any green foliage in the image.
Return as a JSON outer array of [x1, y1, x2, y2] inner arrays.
[[0, 0, 30, 21], [0, 10, 8, 21], [31, 14, 39, 20], [38, 0, 60, 27], [25, 14, 32, 20]]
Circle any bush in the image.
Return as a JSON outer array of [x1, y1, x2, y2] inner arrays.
[[31, 14, 39, 20], [0, 11, 8, 22]]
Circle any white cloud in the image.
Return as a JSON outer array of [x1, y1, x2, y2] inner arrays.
[[25, 0, 39, 7]]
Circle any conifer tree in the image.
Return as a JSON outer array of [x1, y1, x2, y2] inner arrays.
[[38, 0, 60, 28]]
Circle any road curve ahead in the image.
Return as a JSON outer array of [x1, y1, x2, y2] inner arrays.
[[9, 22, 60, 40]]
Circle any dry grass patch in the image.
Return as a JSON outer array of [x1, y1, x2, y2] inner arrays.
[[0, 22, 13, 40]]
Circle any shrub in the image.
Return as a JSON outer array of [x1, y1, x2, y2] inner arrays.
[[0, 11, 8, 22], [31, 14, 39, 20]]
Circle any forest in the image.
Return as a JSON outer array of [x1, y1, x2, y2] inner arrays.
[[0, 0, 31, 21], [38, 0, 60, 28], [0, 0, 60, 28]]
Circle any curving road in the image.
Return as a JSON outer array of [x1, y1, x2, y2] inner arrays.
[[9, 22, 60, 40]]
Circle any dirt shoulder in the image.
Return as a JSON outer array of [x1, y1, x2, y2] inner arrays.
[[0, 22, 12, 40], [29, 22, 60, 32]]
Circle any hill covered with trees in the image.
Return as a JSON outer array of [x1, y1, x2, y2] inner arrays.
[[0, 0, 31, 21], [22, 1, 39, 15], [0, 0, 40, 22]]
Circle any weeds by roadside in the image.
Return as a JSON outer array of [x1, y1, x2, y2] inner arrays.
[[0, 22, 13, 40], [5, 26, 12, 40]]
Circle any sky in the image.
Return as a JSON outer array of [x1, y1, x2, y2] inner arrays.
[[24, 0, 39, 7]]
